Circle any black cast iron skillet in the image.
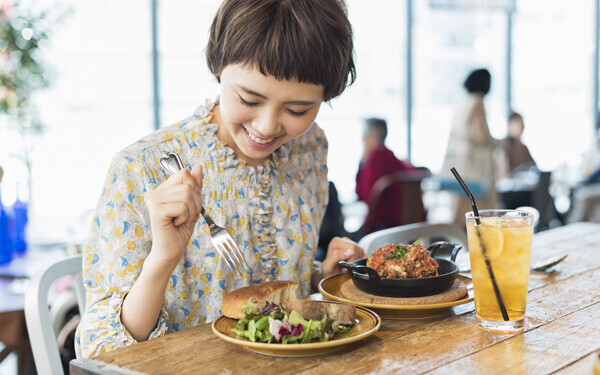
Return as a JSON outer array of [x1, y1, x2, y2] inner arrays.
[[338, 241, 461, 297]]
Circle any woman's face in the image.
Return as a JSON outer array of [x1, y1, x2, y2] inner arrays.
[[215, 64, 324, 166], [508, 118, 524, 139]]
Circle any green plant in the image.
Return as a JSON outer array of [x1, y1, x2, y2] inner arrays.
[[0, 1, 67, 203], [0, 1, 54, 134]]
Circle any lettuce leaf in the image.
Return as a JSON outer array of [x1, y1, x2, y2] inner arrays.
[[288, 310, 309, 327], [242, 299, 258, 316]]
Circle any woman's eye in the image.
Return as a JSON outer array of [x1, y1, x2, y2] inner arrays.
[[287, 109, 308, 117], [237, 95, 259, 107]]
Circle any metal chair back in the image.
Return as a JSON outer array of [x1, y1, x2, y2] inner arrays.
[[24, 254, 84, 375]]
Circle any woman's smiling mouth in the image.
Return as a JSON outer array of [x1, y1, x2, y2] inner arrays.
[[244, 127, 278, 146]]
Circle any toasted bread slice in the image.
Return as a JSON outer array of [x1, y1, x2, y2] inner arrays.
[[221, 280, 298, 319], [285, 300, 356, 325]]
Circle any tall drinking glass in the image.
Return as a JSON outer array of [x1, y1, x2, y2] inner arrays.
[[466, 209, 534, 332]]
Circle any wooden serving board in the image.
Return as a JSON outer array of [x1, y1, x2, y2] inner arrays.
[[340, 278, 467, 305]]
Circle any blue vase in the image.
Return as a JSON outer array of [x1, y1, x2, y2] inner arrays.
[[0, 189, 13, 265], [12, 197, 27, 253]]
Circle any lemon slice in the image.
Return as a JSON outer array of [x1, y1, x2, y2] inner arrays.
[[478, 220, 504, 260]]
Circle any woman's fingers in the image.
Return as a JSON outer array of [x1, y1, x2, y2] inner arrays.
[[330, 237, 366, 261], [161, 202, 190, 227], [160, 169, 203, 197], [146, 184, 202, 228], [321, 237, 366, 278], [329, 246, 365, 264], [190, 164, 203, 190]]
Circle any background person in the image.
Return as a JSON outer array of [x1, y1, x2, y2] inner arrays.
[[496, 111, 540, 210], [502, 111, 537, 174], [440, 68, 499, 226], [315, 181, 347, 261], [355, 117, 417, 234]]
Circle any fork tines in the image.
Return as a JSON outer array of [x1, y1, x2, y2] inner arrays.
[[214, 239, 251, 279]]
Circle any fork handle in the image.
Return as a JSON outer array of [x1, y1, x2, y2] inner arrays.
[[159, 152, 185, 176], [200, 207, 217, 230]]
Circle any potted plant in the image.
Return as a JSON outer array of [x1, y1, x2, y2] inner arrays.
[[0, 0, 64, 203]]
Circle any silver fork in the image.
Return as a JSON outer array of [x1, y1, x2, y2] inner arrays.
[[159, 152, 252, 279]]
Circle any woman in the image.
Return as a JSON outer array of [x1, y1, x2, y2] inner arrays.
[[440, 68, 498, 226], [76, 0, 365, 357]]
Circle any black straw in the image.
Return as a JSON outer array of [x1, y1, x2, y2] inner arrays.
[[450, 168, 480, 222], [451, 167, 509, 322]]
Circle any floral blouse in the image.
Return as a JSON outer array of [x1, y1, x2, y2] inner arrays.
[[75, 99, 329, 357]]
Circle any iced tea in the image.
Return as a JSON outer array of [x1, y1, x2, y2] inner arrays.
[[466, 209, 534, 332]]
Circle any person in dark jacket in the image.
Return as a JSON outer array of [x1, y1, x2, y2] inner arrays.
[[355, 118, 416, 233], [502, 111, 537, 173]]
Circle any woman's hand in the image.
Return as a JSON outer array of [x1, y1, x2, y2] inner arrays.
[[321, 236, 366, 278], [144, 165, 204, 270]]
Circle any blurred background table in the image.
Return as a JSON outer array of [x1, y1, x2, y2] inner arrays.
[[70, 222, 600, 375]]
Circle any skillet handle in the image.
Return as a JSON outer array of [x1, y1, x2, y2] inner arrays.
[[428, 241, 462, 262], [338, 261, 382, 281]]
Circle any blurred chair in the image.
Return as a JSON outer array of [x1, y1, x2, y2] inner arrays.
[[533, 171, 563, 230], [24, 254, 84, 375], [567, 182, 600, 224], [497, 166, 562, 231], [358, 222, 468, 256], [359, 167, 430, 237]]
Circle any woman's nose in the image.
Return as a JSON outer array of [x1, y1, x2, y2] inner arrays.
[[253, 108, 280, 136]]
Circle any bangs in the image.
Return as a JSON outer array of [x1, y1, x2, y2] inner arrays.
[[207, 0, 355, 101]]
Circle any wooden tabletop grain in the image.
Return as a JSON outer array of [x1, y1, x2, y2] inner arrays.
[[70, 222, 600, 375]]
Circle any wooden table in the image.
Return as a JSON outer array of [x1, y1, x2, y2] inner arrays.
[[71, 223, 600, 374]]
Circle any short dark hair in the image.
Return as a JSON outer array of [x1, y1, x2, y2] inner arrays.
[[365, 117, 387, 143], [206, 0, 356, 102], [464, 68, 491, 95]]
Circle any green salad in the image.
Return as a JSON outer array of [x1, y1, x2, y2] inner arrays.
[[231, 300, 354, 344]]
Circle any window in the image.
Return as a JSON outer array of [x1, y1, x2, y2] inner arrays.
[[1, 0, 153, 241], [511, 0, 595, 172], [158, 0, 220, 124], [411, 2, 508, 174], [317, 0, 407, 203]]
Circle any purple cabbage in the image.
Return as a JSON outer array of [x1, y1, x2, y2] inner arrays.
[[278, 325, 290, 337], [278, 323, 303, 337], [259, 302, 282, 315], [290, 324, 303, 336], [270, 320, 304, 342]]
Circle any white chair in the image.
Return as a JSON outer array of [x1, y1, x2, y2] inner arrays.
[[24, 254, 85, 375], [358, 222, 468, 255]]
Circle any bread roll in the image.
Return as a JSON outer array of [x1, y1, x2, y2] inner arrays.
[[285, 300, 356, 325], [221, 280, 298, 319]]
